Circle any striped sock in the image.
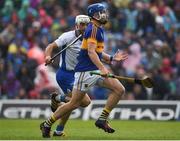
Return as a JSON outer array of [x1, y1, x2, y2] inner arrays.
[[99, 108, 111, 121], [44, 115, 56, 127]]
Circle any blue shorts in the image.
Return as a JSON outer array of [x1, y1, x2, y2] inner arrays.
[[56, 68, 75, 94]]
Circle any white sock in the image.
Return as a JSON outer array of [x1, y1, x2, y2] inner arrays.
[[55, 130, 63, 134]]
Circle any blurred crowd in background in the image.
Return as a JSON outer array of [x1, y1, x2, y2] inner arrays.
[[0, 0, 179, 100]]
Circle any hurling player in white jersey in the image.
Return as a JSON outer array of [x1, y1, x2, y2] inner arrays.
[[44, 15, 90, 136]]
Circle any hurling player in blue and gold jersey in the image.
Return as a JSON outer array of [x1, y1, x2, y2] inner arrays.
[[75, 16, 105, 72], [40, 3, 128, 137]]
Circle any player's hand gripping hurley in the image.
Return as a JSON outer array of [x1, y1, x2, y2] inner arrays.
[[90, 71, 154, 88], [45, 34, 82, 66]]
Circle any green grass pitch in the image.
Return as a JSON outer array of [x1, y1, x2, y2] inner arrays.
[[0, 119, 180, 140]]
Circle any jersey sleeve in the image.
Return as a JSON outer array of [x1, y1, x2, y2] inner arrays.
[[84, 26, 103, 45], [54, 33, 67, 48]]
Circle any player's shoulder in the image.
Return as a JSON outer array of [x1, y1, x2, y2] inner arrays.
[[84, 23, 103, 40], [58, 30, 76, 40], [85, 23, 93, 31], [63, 30, 76, 37], [85, 23, 98, 32]]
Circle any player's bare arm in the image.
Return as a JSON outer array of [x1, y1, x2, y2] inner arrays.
[[87, 42, 109, 75], [101, 52, 111, 64], [45, 42, 58, 64]]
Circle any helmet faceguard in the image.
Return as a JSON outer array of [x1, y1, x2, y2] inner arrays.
[[94, 9, 109, 24]]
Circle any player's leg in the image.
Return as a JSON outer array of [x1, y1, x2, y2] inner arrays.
[[52, 91, 90, 110], [49, 69, 72, 136], [52, 69, 91, 110], [53, 107, 71, 136], [53, 70, 91, 136], [53, 93, 90, 136], [95, 77, 125, 133], [80, 93, 91, 107], [52, 92, 90, 107], [42, 69, 72, 137], [40, 88, 86, 137], [53, 86, 87, 117], [40, 71, 97, 137], [51, 90, 72, 136], [52, 68, 91, 107], [101, 78, 125, 111], [51, 69, 73, 112], [45, 72, 93, 126], [40, 72, 87, 137]]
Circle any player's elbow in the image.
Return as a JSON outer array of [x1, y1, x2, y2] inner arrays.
[[47, 42, 57, 50], [45, 43, 57, 55], [45, 44, 52, 52]]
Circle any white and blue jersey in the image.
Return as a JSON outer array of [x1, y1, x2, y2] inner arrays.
[[54, 30, 81, 94]]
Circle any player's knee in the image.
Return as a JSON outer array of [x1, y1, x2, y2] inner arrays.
[[80, 99, 91, 107], [72, 103, 80, 110], [69, 101, 81, 110], [114, 85, 125, 98], [120, 86, 125, 96]]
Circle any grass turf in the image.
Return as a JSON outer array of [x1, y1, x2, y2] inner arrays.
[[0, 119, 180, 140]]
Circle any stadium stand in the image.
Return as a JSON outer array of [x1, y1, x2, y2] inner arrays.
[[0, 0, 179, 100]]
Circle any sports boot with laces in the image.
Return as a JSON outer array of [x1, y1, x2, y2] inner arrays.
[[50, 92, 59, 112], [40, 122, 51, 138], [95, 119, 115, 133]]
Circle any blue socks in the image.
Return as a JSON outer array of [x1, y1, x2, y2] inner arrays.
[[55, 125, 64, 133]]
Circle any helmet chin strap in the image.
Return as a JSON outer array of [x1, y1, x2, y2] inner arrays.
[[92, 17, 107, 25], [91, 17, 101, 23]]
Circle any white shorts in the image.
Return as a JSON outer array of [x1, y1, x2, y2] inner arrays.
[[73, 71, 103, 92]]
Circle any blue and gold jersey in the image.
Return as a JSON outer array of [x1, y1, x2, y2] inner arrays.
[[75, 22, 104, 72]]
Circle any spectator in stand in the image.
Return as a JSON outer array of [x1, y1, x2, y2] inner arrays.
[[135, 1, 156, 36], [3, 63, 21, 99], [123, 43, 142, 76], [141, 44, 162, 71], [1, 0, 14, 20], [132, 84, 147, 100]]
